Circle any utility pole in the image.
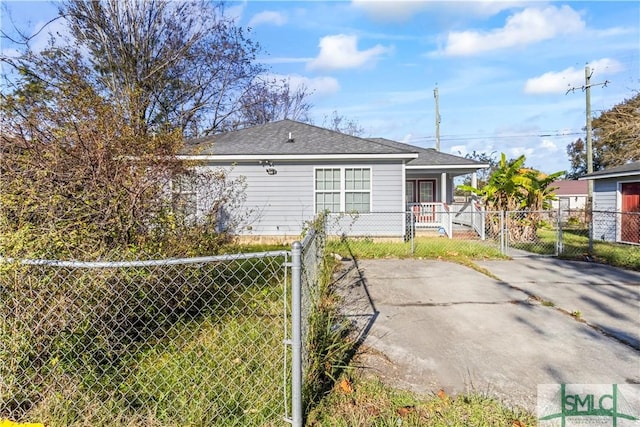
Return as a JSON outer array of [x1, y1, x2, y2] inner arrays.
[[566, 65, 609, 255], [434, 86, 441, 151], [585, 66, 594, 201]]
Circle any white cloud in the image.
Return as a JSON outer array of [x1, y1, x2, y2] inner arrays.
[[524, 58, 624, 95], [540, 139, 558, 152], [440, 5, 585, 56], [248, 11, 287, 27], [224, 1, 247, 23], [307, 34, 391, 71], [508, 146, 534, 158]]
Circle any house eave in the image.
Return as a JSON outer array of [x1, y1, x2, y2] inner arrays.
[[579, 171, 640, 180], [405, 163, 490, 170], [177, 153, 419, 162]]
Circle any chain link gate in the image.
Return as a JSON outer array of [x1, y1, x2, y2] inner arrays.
[[1, 251, 297, 426]]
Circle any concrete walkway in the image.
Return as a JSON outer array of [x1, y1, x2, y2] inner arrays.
[[477, 257, 640, 350], [338, 258, 640, 412]]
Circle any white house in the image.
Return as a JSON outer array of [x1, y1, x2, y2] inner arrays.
[[550, 180, 588, 211]]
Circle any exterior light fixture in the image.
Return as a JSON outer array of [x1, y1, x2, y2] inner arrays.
[[259, 160, 277, 175]]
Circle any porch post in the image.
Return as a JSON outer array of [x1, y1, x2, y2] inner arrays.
[[471, 172, 477, 190], [440, 172, 447, 203]]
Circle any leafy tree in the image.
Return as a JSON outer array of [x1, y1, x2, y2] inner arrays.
[[0, 45, 245, 259], [566, 93, 640, 178], [455, 150, 498, 195], [458, 153, 564, 241], [464, 150, 499, 188]]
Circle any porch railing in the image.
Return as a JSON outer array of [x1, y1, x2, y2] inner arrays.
[[450, 201, 486, 240], [407, 203, 452, 238]]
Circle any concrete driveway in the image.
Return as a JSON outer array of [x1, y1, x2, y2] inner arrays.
[[337, 257, 640, 411]]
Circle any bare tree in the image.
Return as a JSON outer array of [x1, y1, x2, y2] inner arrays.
[[54, 0, 266, 137], [322, 110, 365, 136], [237, 77, 313, 127]]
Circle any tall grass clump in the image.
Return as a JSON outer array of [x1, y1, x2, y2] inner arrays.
[[301, 218, 359, 418]]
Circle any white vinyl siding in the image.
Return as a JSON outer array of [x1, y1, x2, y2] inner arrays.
[[195, 160, 404, 237], [315, 167, 371, 214]]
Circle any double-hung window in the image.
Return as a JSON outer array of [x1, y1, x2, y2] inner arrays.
[[315, 168, 341, 212], [315, 167, 371, 213], [345, 168, 370, 212], [171, 174, 197, 219]]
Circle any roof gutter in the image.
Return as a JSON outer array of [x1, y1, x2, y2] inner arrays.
[[405, 163, 491, 170], [579, 171, 640, 180]]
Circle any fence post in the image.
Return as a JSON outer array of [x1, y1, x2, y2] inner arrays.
[[556, 208, 563, 256], [500, 211, 505, 255], [588, 210, 594, 255], [411, 211, 415, 254], [291, 241, 303, 427]]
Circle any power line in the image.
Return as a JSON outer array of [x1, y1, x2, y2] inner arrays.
[[408, 132, 583, 143]]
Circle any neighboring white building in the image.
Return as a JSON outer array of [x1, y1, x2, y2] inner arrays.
[[550, 180, 588, 211]]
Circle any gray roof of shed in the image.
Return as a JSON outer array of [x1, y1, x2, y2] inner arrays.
[[579, 161, 640, 180], [182, 120, 410, 156]]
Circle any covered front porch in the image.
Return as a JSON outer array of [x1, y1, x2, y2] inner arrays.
[[404, 166, 484, 238]]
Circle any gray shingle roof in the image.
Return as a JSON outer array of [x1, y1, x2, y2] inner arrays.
[[181, 120, 485, 170], [580, 161, 640, 179], [368, 138, 487, 167], [182, 120, 411, 156]]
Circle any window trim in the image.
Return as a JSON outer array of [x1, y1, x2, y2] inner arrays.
[[314, 167, 341, 213], [314, 166, 372, 214], [171, 174, 198, 219]]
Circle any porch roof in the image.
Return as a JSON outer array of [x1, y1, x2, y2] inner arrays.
[[369, 138, 489, 172]]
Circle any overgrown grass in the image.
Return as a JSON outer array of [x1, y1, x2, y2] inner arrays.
[[327, 237, 505, 261], [303, 255, 358, 415], [2, 255, 288, 426], [326, 237, 507, 278], [307, 372, 535, 427]]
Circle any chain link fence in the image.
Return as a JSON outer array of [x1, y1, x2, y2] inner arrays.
[[1, 251, 293, 426], [319, 209, 639, 265], [592, 210, 640, 245], [2, 209, 637, 426]]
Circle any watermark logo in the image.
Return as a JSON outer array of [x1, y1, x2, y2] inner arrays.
[[538, 384, 640, 426]]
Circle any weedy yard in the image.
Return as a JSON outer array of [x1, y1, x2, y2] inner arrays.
[[1, 254, 290, 426]]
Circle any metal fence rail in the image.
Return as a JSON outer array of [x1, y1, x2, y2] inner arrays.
[[1, 251, 292, 426]]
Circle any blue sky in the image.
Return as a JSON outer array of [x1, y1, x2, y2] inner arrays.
[[1, 1, 639, 174]]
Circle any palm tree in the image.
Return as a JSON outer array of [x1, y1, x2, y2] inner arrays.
[[458, 153, 564, 242]]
